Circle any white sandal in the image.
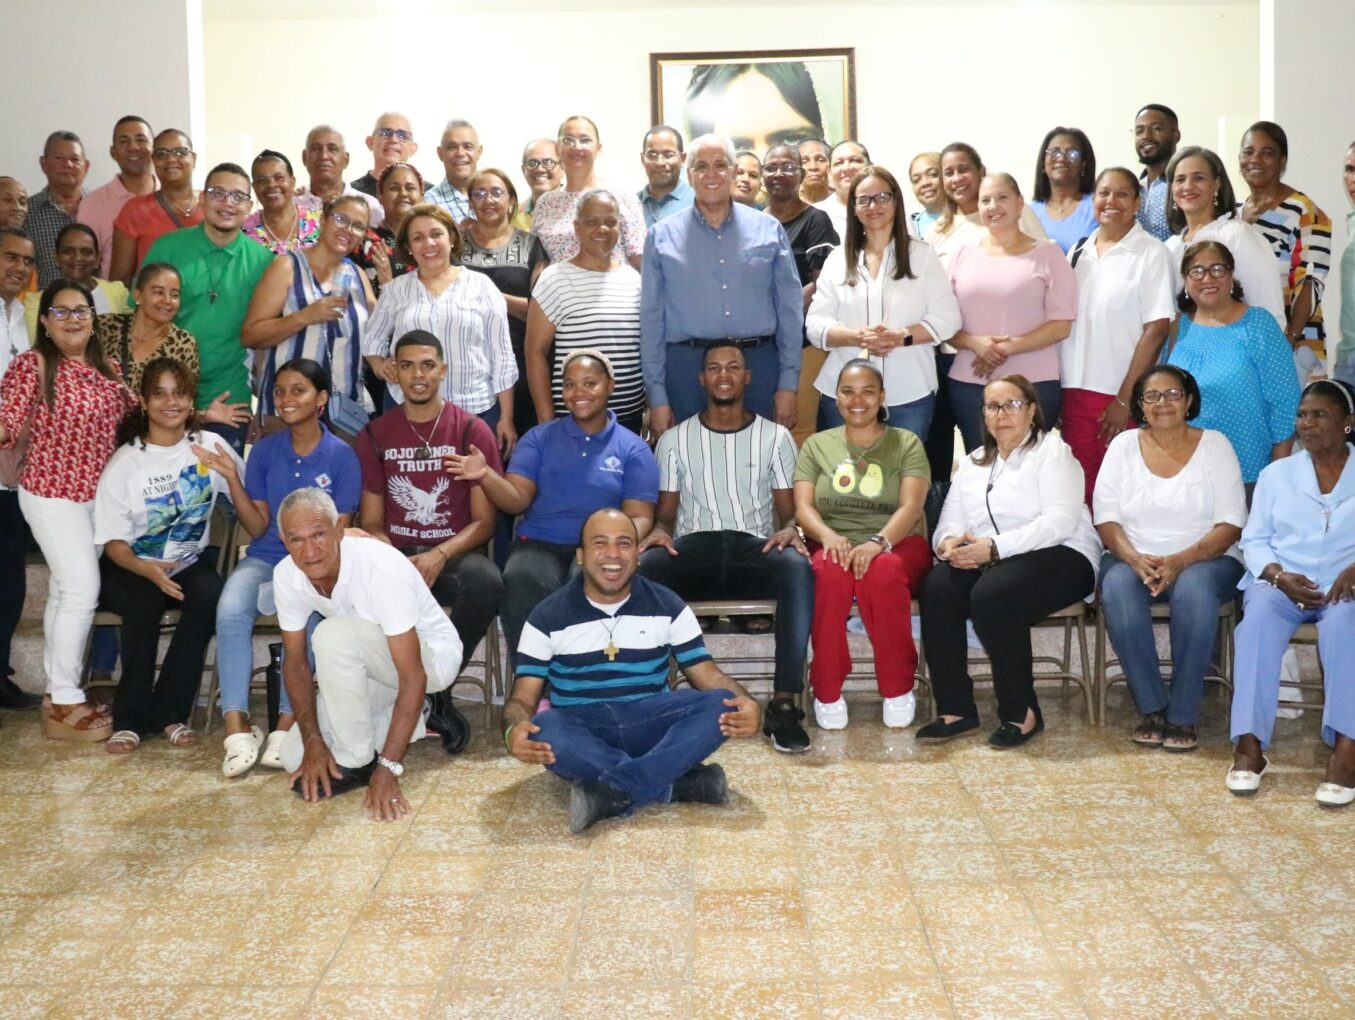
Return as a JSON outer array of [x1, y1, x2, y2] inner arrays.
[[105, 730, 141, 755], [259, 729, 287, 770], [221, 726, 264, 777], [1225, 755, 1269, 795]]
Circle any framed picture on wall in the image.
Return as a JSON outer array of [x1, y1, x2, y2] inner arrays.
[[649, 48, 857, 152]]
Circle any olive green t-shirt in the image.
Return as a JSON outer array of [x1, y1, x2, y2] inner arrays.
[[794, 426, 930, 544]]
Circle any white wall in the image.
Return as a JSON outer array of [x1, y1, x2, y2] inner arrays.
[[2, 0, 204, 192], [201, 2, 1258, 203]]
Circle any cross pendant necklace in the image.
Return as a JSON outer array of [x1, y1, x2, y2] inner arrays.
[[600, 613, 620, 661]]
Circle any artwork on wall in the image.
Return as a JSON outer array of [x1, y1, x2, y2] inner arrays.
[[649, 48, 857, 151]]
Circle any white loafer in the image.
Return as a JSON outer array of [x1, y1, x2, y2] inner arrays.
[[1225, 755, 1269, 795], [814, 697, 848, 730], [221, 726, 264, 778], [1315, 782, 1355, 808], [882, 691, 916, 729], [259, 729, 288, 769]]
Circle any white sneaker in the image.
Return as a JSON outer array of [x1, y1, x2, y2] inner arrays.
[[814, 697, 849, 730], [882, 691, 916, 729]]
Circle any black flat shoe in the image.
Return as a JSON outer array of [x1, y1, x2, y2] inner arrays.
[[568, 780, 631, 834], [292, 758, 376, 799], [0, 676, 41, 711], [989, 706, 1044, 749], [673, 764, 728, 805], [426, 690, 470, 755], [915, 715, 981, 743]]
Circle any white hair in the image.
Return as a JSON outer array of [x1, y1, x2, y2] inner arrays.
[[304, 124, 345, 149], [278, 487, 338, 528], [686, 134, 736, 172], [574, 188, 618, 218], [521, 137, 557, 162], [442, 119, 478, 139]]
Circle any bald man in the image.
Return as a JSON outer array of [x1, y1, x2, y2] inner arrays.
[[352, 112, 418, 198]]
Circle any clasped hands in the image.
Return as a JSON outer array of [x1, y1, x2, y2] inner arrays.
[[937, 531, 995, 571]]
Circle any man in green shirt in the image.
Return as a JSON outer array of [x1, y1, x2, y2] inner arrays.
[[143, 162, 271, 451]]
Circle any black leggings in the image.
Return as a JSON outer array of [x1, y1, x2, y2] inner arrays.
[[921, 546, 1094, 724]]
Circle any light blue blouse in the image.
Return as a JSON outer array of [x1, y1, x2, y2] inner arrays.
[[1240, 444, 1355, 591]]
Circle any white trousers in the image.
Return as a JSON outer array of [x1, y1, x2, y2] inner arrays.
[[280, 616, 449, 770], [19, 490, 99, 705]]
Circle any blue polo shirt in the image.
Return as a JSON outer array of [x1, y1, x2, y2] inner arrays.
[[243, 426, 362, 565], [638, 180, 694, 228], [507, 411, 659, 546]]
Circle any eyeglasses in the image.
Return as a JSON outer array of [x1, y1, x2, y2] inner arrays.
[[374, 127, 414, 142], [854, 192, 894, 208], [1045, 147, 1082, 161], [329, 210, 367, 233], [559, 135, 595, 149], [204, 186, 250, 206], [643, 150, 680, 162], [153, 147, 192, 159], [1140, 388, 1186, 404], [982, 399, 1030, 416], [524, 158, 559, 171], [762, 162, 800, 176], [1186, 262, 1233, 280], [471, 187, 507, 201], [47, 306, 93, 321]]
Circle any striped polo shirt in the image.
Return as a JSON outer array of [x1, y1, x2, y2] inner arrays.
[[517, 574, 711, 707]]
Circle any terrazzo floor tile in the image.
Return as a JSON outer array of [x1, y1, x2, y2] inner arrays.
[[559, 983, 693, 1019], [817, 975, 955, 1020], [1071, 967, 1223, 1019], [689, 980, 820, 1020], [944, 974, 1087, 1020], [569, 930, 692, 982]]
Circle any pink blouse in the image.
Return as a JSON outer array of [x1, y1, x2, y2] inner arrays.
[[529, 186, 646, 264], [948, 239, 1078, 385], [0, 352, 136, 501]]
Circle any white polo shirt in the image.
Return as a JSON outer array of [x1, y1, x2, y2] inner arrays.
[[1060, 223, 1176, 394], [273, 535, 463, 684]]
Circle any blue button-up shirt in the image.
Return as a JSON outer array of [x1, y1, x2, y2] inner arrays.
[[640, 202, 804, 406], [425, 179, 475, 222], [639, 180, 694, 228], [1242, 444, 1355, 592], [1137, 171, 1170, 241]]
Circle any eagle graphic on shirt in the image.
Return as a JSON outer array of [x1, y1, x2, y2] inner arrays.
[[389, 475, 451, 526], [132, 461, 213, 566]]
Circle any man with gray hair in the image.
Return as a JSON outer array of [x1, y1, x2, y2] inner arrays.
[[25, 130, 90, 286], [273, 487, 465, 819], [352, 112, 419, 198], [640, 133, 803, 437], [426, 119, 482, 224], [296, 124, 383, 228]]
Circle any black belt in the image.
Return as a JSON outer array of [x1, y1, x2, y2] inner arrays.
[[678, 336, 773, 351]]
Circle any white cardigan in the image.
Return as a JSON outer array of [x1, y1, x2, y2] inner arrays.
[[934, 431, 1102, 576], [805, 240, 962, 405]]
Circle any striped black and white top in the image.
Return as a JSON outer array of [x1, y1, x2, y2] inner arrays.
[[532, 262, 644, 419], [362, 269, 516, 415]]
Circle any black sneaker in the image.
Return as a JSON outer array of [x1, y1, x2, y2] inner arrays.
[[0, 676, 41, 711], [763, 698, 810, 753], [568, 780, 631, 834], [672, 763, 728, 805], [426, 690, 470, 755]]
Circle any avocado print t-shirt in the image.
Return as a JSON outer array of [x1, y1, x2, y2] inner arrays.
[[794, 426, 930, 545]]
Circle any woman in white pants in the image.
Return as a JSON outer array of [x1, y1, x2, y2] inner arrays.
[[0, 279, 137, 739]]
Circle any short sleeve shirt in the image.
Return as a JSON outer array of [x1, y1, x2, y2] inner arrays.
[[794, 426, 930, 545], [243, 426, 363, 566]]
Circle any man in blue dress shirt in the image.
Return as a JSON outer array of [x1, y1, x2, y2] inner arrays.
[[640, 134, 804, 438], [637, 125, 693, 228]]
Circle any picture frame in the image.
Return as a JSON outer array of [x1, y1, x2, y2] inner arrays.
[[649, 48, 857, 153]]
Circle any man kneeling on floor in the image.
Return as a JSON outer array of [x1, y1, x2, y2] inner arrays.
[[274, 487, 464, 820], [501, 507, 760, 833]]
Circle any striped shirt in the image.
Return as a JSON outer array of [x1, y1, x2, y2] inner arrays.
[[1241, 191, 1333, 351], [517, 574, 711, 706], [657, 414, 795, 538], [532, 262, 644, 419], [362, 268, 516, 415]]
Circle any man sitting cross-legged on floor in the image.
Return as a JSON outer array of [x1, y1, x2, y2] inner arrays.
[[274, 487, 464, 820], [498, 506, 761, 833], [638, 341, 813, 753]]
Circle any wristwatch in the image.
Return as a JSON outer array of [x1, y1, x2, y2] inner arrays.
[[376, 754, 404, 777], [868, 534, 893, 554], [902, 332, 915, 347]]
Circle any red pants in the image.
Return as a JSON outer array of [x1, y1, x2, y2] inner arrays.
[[809, 535, 932, 701], [1060, 387, 1116, 505]]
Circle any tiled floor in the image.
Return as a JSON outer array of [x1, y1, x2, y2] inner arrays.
[[2, 646, 1354, 1020]]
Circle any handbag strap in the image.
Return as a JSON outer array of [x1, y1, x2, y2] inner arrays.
[[153, 191, 189, 230]]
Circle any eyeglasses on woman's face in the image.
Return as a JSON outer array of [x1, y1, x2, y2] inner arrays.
[[982, 399, 1029, 417], [47, 305, 93, 321], [559, 135, 595, 149], [854, 191, 894, 209], [1140, 388, 1186, 404], [471, 187, 507, 201], [1185, 262, 1232, 281], [329, 210, 367, 234]]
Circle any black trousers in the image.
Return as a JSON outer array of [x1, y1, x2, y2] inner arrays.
[[920, 546, 1094, 724], [99, 556, 224, 736], [500, 539, 578, 668], [410, 548, 504, 659], [0, 491, 28, 675]]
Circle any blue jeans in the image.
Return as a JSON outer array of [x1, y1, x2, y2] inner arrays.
[[1099, 552, 1243, 726], [818, 392, 934, 441], [215, 556, 293, 717], [950, 379, 1062, 453], [533, 687, 730, 808], [638, 530, 812, 694]]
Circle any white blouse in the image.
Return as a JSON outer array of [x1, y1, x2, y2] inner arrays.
[[934, 431, 1101, 576], [1164, 214, 1286, 330], [1092, 428, 1247, 560], [805, 241, 962, 404]]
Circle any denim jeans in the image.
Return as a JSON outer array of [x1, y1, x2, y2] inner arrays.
[[818, 392, 935, 442], [532, 687, 730, 808], [950, 378, 1062, 453], [638, 530, 812, 694], [215, 555, 294, 717], [1098, 552, 1243, 726]]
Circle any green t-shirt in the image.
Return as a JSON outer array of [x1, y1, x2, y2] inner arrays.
[[142, 226, 273, 409], [794, 426, 930, 544]]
